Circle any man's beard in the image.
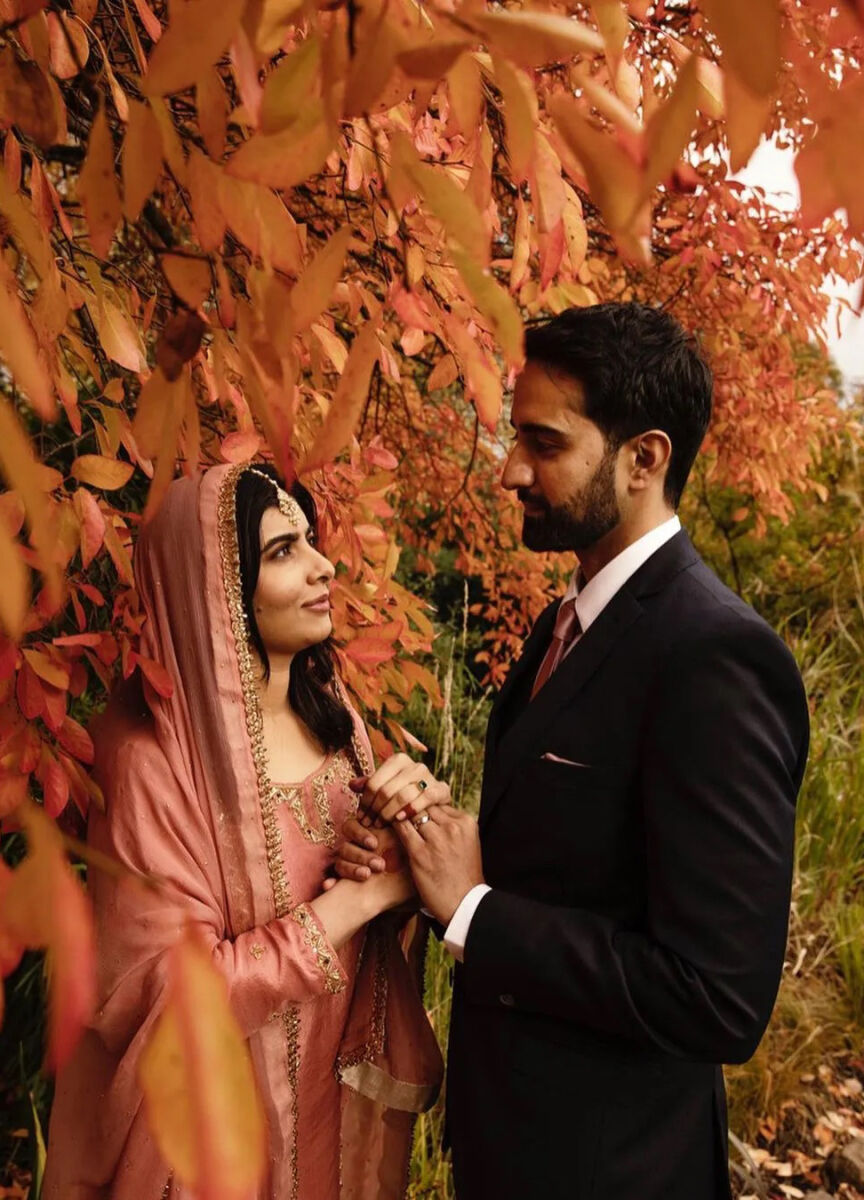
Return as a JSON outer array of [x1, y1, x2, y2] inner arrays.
[[520, 449, 620, 553]]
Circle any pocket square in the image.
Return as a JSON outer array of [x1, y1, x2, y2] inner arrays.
[[540, 752, 590, 767]]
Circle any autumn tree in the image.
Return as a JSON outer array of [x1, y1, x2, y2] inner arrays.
[[0, 0, 862, 1192]]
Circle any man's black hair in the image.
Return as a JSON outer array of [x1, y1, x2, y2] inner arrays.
[[524, 302, 713, 506]]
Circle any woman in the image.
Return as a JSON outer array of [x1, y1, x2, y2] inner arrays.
[[44, 463, 444, 1200]]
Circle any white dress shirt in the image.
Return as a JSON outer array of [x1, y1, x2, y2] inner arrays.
[[442, 515, 682, 962]]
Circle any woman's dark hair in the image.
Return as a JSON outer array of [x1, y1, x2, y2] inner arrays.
[[524, 302, 713, 507], [235, 464, 353, 754]]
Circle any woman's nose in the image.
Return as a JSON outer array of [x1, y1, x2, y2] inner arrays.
[[310, 549, 335, 583]]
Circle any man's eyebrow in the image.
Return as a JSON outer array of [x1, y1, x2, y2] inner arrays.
[[261, 531, 302, 554], [511, 421, 569, 437]]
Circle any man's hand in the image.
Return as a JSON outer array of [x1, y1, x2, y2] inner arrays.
[[394, 806, 484, 926]]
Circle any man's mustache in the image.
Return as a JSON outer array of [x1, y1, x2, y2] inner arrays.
[[517, 490, 549, 512]]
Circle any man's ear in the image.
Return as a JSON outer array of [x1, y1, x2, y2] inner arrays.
[[629, 429, 672, 490]]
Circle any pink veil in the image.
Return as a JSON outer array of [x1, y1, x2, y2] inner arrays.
[[43, 464, 442, 1200]]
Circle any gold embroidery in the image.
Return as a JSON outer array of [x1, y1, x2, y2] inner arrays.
[[291, 902, 346, 994], [271, 751, 355, 845], [249, 942, 265, 960], [335, 921, 388, 1071], [282, 1005, 301, 1200]]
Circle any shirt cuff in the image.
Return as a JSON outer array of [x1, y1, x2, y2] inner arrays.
[[443, 884, 492, 962]]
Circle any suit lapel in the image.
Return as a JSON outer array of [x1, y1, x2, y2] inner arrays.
[[480, 588, 644, 829], [479, 529, 701, 831]]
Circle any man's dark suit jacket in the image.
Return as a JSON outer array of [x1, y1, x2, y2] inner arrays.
[[446, 529, 809, 1200]]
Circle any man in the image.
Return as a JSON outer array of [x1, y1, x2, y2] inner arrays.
[[337, 302, 809, 1200]]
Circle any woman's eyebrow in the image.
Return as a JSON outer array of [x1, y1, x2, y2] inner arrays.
[[261, 531, 301, 554]]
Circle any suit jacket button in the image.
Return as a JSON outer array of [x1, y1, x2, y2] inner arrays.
[[499, 993, 515, 1007]]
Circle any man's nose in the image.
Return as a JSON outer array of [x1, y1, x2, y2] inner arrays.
[[502, 447, 533, 491]]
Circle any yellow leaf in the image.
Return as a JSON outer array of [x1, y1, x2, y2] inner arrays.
[[225, 106, 335, 190], [391, 133, 488, 265], [196, 67, 228, 159], [311, 323, 348, 372], [139, 928, 267, 1200], [0, 400, 61, 613], [451, 250, 524, 369], [562, 185, 588, 275], [426, 352, 458, 392], [701, 0, 780, 98], [0, 519, 28, 639], [79, 106, 122, 259], [548, 93, 642, 233], [259, 35, 320, 134], [509, 193, 530, 292], [122, 98, 163, 221], [290, 228, 353, 335], [88, 293, 148, 372], [446, 52, 483, 138], [493, 56, 536, 182], [642, 55, 700, 197], [70, 454, 134, 491], [216, 172, 304, 274], [0, 256, 55, 420], [444, 313, 502, 432], [21, 647, 69, 689], [467, 10, 603, 70], [162, 254, 212, 309], [302, 314, 383, 472], [143, 0, 247, 97]]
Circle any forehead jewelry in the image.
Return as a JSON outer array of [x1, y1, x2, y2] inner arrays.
[[245, 467, 304, 528]]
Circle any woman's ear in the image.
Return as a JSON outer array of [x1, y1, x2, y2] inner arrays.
[[630, 429, 672, 490]]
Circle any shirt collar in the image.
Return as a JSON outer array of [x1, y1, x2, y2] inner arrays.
[[563, 515, 682, 633]]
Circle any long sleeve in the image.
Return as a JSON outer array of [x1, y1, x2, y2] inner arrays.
[[90, 727, 345, 1051], [462, 623, 808, 1064]]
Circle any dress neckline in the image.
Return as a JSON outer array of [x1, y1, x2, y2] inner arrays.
[[271, 749, 339, 791]]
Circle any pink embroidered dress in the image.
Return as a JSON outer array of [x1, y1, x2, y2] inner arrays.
[[43, 465, 442, 1200]]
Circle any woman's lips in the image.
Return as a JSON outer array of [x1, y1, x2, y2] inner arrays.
[[303, 596, 331, 613]]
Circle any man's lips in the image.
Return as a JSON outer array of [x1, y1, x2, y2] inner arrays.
[[520, 498, 547, 517]]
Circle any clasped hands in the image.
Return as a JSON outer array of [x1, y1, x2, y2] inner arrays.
[[323, 752, 483, 927]]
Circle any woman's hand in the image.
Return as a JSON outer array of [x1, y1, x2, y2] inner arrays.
[[349, 753, 451, 825], [323, 820, 409, 889]]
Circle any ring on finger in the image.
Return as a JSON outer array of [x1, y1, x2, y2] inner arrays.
[[412, 812, 431, 830]]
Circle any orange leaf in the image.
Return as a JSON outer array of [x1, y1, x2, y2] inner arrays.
[[725, 70, 773, 173], [196, 67, 228, 159], [225, 106, 335, 191], [302, 313, 383, 472], [290, 228, 353, 335], [641, 54, 700, 199], [0, 518, 28, 639], [701, 0, 780, 98], [426, 353, 459, 393], [123, 98, 163, 221], [79, 106, 122, 259], [444, 313, 502, 432], [162, 254, 212, 309], [451, 249, 524, 369], [344, 636, 397, 667], [22, 648, 69, 690], [72, 486, 106, 567], [0, 256, 55, 420], [390, 133, 489, 265], [0, 858, 25, 977], [56, 715, 94, 764], [0, 400, 61, 605], [467, 10, 603, 70], [259, 35, 321, 134], [88, 292, 148, 372], [143, 370, 187, 521], [0, 47, 60, 147], [139, 927, 268, 1200], [397, 39, 469, 81], [493, 57, 536, 182], [446, 52, 483, 139], [70, 454, 135, 491], [46, 11, 89, 78], [137, 653, 174, 698], [42, 754, 69, 819], [143, 0, 246, 97], [3, 801, 96, 1069]]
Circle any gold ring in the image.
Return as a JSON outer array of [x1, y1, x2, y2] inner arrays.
[[412, 812, 431, 830]]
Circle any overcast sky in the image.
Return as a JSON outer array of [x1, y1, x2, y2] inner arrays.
[[732, 139, 863, 394]]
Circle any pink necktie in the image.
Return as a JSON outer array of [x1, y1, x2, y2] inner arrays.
[[531, 598, 581, 699]]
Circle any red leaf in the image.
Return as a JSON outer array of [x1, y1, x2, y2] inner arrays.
[[42, 755, 70, 819], [56, 716, 94, 765], [16, 661, 45, 721], [138, 654, 174, 698], [344, 636, 396, 668]]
